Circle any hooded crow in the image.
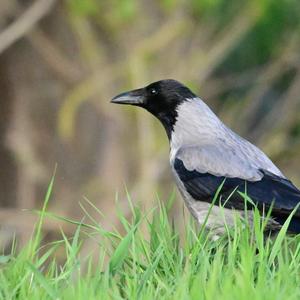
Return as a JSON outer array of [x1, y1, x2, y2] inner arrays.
[[111, 79, 300, 234]]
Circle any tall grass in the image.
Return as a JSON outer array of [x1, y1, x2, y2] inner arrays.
[[1, 181, 300, 300]]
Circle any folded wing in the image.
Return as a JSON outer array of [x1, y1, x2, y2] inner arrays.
[[173, 145, 300, 220]]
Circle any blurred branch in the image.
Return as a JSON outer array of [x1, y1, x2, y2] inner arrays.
[[28, 29, 81, 83], [237, 34, 300, 134], [57, 68, 116, 141], [258, 66, 300, 156], [68, 15, 104, 69], [205, 51, 300, 102], [0, 0, 57, 54], [133, 18, 188, 55], [176, 2, 263, 83]]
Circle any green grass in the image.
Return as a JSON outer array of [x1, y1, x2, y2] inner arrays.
[[1, 180, 300, 299]]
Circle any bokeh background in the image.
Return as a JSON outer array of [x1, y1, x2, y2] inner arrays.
[[1, 0, 300, 251]]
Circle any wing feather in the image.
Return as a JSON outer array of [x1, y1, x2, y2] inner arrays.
[[173, 157, 300, 218], [173, 142, 283, 181]]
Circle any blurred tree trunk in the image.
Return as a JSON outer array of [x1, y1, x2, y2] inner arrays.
[[0, 54, 17, 207]]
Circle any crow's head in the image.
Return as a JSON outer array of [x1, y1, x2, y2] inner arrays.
[[111, 79, 196, 137]]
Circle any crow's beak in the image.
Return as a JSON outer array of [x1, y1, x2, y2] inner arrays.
[[111, 88, 144, 105]]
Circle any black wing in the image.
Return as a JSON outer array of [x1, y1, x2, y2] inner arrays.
[[174, 158, 300, 231]]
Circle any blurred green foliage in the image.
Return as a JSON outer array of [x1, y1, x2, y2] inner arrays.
[[223, 0, 300, 71], [68, 0, 137, 21]]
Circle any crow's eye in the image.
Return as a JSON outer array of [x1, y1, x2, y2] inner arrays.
[[150, 88, 158, 95]]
